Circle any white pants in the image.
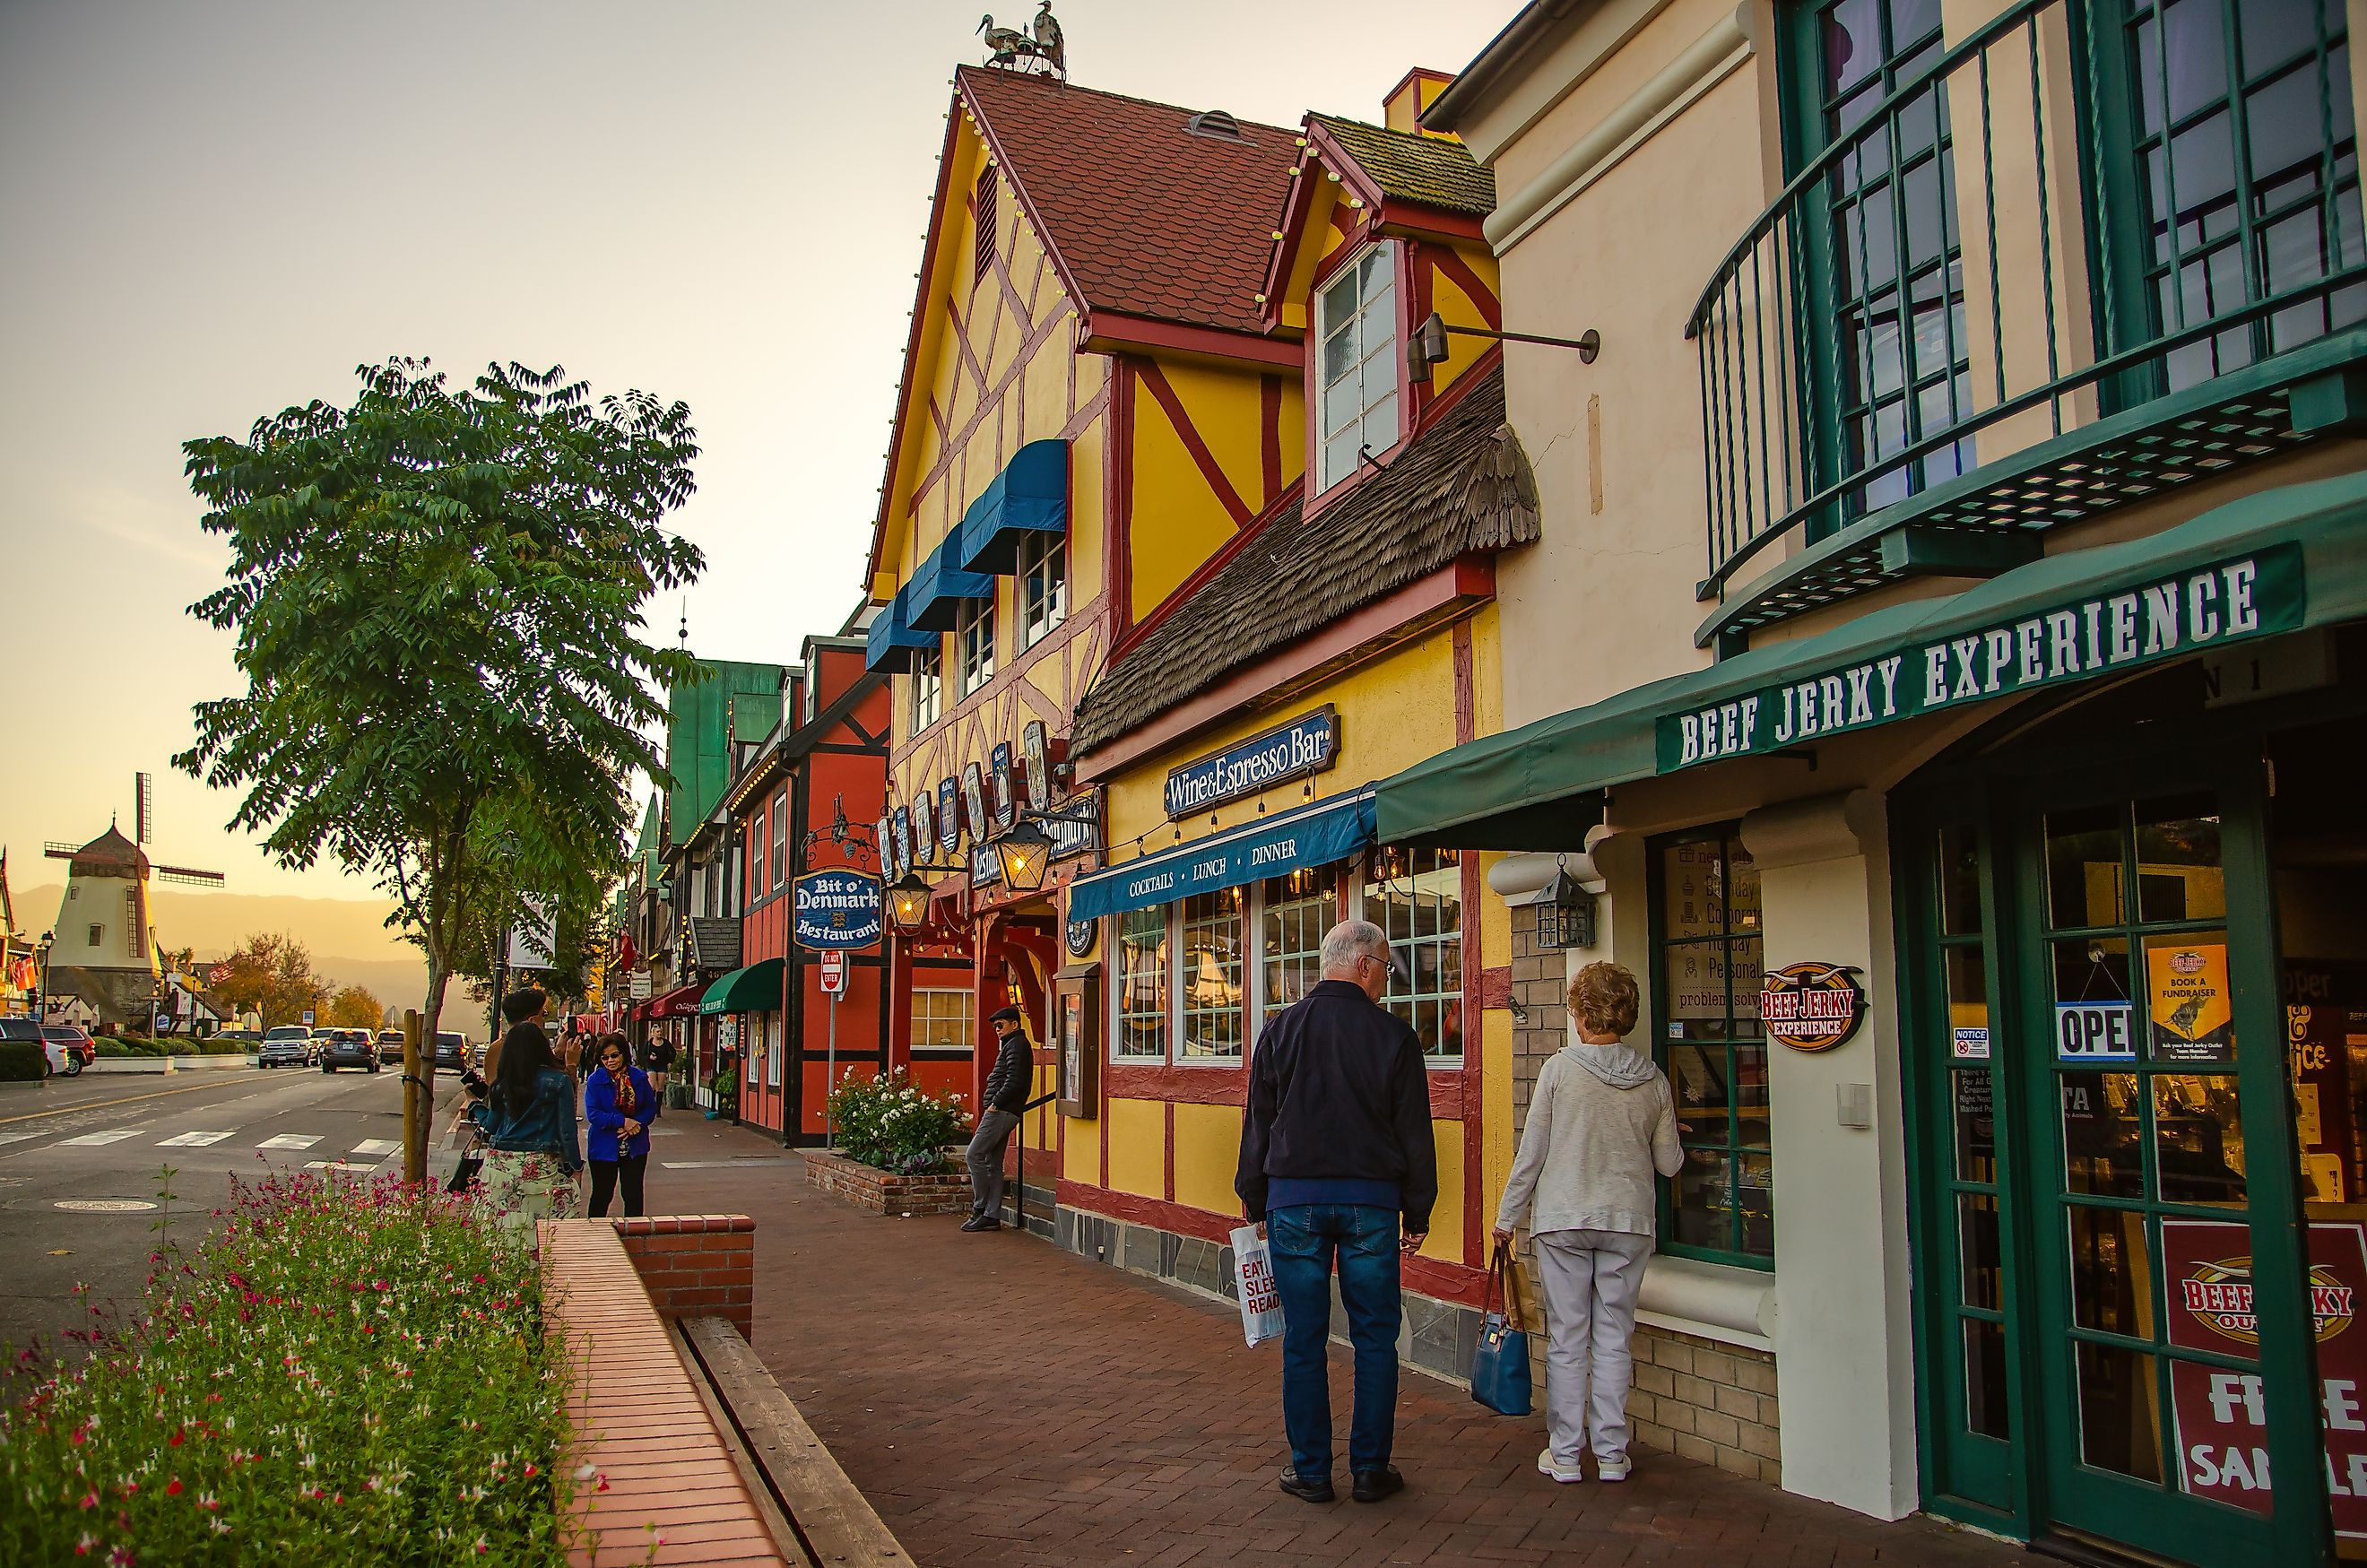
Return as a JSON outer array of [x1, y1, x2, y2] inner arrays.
[[1532, 1228, 1654, 1468]]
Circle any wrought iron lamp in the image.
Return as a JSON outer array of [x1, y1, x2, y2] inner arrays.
[[993, 817, 1055, 892], [886, 873, 934, 935], [1534, 859, 1596, 951], [1406, 310, 1599, 384]]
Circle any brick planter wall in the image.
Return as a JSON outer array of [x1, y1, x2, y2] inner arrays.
[[611, 1214, 755, 1340], [803, 1149, 971, 1217]]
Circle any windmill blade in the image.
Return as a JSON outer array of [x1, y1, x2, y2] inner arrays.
[[136, 772, 153, 845], [152, 864, 227, 888], [44, 842, 80, 859]]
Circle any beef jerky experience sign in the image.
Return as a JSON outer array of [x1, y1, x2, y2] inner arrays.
[[1658, 547, 2302, 772]]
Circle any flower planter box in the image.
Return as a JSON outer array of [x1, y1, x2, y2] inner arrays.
[[803, 1149, 971, 1217]]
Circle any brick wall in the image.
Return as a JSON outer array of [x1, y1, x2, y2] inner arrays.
[[1502, 905, 1782, 1488], [612, 1214, 755, 1340], [802, 1149, 972, 1217]]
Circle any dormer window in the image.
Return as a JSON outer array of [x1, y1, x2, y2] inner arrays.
[[1316, 245, 1399, 491]]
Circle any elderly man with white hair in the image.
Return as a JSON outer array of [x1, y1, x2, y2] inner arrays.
[[1237, 917, 1436, 1507]]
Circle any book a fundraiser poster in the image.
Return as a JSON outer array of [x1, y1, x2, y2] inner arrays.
[[2149, 940, 2235, 1065], [2160, 1217, 2367, 1541]]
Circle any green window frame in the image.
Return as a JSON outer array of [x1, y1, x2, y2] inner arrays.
[[1649, 827, 1775, 1269]]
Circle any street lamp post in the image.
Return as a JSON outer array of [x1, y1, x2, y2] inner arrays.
[[33, 931, 53, 1026]]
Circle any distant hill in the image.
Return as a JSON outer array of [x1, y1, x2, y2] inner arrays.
[[17, 880, 431, 1015]]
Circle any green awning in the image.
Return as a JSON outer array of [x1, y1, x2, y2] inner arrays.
[[698, 957, 784, 1016], [1377, 472, 2367, 847]]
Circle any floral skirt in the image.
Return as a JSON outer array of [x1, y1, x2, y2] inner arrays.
[[479, 1148, 582, 1237]]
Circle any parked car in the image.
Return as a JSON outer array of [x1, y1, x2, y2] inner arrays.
[[375, 1029, 405, 1064], [433, 1032, 471, 1072], [215, 1028, 262, 1047], [41, 1025, 95, 1070], [319, 1028, 378, 1073], [1, 1017, 63, 1077], [258, 1026, 315, 1068]]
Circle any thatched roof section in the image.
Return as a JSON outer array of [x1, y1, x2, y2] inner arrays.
[[1072, 366, 1536, 755]]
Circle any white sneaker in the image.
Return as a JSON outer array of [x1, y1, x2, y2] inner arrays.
[[1536, 1447, 1584, 1484], [1596, 1455, 1632, 1483]]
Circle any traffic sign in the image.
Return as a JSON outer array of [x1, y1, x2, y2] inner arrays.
[[819, 949, 847, 997], [301, 1009, 315, 1026]]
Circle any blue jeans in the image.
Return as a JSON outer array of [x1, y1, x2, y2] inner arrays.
[[1268, 1204, 1401, 1480]]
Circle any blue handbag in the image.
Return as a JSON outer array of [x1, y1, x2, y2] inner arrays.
[[1470, 1240, 1533, 1416]]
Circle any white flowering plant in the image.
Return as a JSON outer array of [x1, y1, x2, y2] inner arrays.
[[0, 1165, 577, 1564], [826, 1069, 971, 1174]]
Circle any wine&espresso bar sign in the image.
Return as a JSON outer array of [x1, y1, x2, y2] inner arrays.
[[1165, 707, 1339, 819], [1656, 546, 2304, 773]]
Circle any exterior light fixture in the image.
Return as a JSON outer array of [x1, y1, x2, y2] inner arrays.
[[993, 818, 1054, 893], [887, 873, 934, 934], [1535, 860, 1597, 951], [1406, 309, 1600, 385]]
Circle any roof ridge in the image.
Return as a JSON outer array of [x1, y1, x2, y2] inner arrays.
[[955, 65, 1295, 139]]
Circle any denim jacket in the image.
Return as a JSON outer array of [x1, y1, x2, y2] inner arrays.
[[483, 1067, 583, 1172], [584, 1066, 659, 1163]]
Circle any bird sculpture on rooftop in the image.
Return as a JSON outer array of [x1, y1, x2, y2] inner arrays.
[[978, 4, 1064, 78]]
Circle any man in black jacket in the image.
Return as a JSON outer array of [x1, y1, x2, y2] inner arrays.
[[1237, 919, 1435, 1505], [962, 1005, 1032, 1232]]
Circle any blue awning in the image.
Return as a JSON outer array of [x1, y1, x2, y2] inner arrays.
[[863, 592, 938, 673], [957, 439, 1070, 574], [1066, 793, 1376, 923], [906, 531, 996, 632]]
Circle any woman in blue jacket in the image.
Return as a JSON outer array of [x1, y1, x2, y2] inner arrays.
[[585, 1033, 660, 1217]]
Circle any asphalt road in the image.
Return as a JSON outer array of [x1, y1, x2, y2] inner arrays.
[[0, 1062, 432, 1359]]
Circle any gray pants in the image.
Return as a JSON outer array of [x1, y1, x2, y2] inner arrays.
[[965, 1107, 1020, 1220], [1532, 1229, 1654, 1468]]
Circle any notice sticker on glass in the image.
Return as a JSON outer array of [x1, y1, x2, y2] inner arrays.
[[1951, 1027, 1992, 1061], [2055, 1001, 2136, 1061], [2147, 940, 2234, 1065]]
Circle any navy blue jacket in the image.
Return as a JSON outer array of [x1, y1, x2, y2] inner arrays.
[[1236, 980, 1437, 1230], [584, 1066, 660, 1162]]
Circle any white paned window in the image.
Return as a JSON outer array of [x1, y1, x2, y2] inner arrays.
[[766, 1012, 783, 1089], [770, 793, 788, 889], [1258, 869, 1338, 1035], [1316, 245, 1400, 491], [958, 598, 996, 697], [1017, 531, 1067, 650], [1114, 907, 1167, 1061], [1177, 888, 1244, 1062], [911, 989, 974, 1055], [1363, 846, 1464, 1062], [909, 647, 941, 734]]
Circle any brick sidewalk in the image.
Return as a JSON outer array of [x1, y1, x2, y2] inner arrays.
[[649, 1122, 2033, 1568]]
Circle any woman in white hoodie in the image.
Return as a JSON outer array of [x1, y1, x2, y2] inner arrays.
[[1491, 962, 1684, 1485]]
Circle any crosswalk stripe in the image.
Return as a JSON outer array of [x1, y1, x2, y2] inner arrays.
[[60, 1130, 144, 1147], [255, 1134, 320, 1150], [349, 1139, 400, 1157], [0, 1131, 40, 1148], [157, 1131, 234, 1148]]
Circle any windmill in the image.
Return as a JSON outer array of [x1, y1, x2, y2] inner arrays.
[[41, 773, 224, 1031]]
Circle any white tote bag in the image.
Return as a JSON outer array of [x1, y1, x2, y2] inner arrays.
[[1229, 1224, 1286, 1347]]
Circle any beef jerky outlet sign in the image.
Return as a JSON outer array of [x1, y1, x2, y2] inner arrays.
[[1658, 547, 2302, 772]]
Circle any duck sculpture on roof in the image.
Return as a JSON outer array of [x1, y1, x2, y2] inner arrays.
[[978, 3, 1063, 78]]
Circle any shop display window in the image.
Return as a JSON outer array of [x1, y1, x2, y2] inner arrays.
[[1114, 907, 1167, 1061], [1178, 889, 1244, 1062], [1259, 869, 1339, 1035], [911, 989, 973, 1057], [1650, 827, 1773, 1267], [1363, 845, 1464, 1062]]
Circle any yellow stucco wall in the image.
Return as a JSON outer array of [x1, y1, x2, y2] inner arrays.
[[1105, 1096, 1165, 1199], [1123, 358, 1301, 624], [1062, 1109, 1100, 1183], [1172, 1101, 1242, 1217], [1421, 1120, 1466, 1263]]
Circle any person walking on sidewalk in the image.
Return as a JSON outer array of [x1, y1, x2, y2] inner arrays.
[[1236, 919, 1435, 1506], [1491, 961, 1683, 1486], [961, 1006, 1033, 1233], [585, 1033, 660, 1218], [642, 1032, 676, 1101]]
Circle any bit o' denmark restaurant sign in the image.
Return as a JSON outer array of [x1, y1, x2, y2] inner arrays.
[[1658, 547, 2302, 773]]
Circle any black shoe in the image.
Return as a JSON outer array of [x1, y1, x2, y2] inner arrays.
[[1277, 1465, 1334, 1503], [1351, 1466, 1404, 1503], [959, 1216, 1000, 1232]]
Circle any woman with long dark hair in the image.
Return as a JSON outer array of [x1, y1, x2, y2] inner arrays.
[[477, 988, 584, 1233], [584, 1034, 659, 1217]]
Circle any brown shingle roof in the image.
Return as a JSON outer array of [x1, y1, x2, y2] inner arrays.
[[1072, 366, 1536, 755], [1311, 115, 1496, 215], [957, 65, 1300, 337]]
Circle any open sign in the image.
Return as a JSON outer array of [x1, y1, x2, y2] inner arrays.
[[2056, 1001, 2136, 1061]]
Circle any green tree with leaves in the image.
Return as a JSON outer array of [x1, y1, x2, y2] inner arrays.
[[176, 359, 703, 1180]]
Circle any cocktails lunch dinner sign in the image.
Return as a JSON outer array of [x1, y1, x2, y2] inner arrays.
[[1658, 545, 2303, 773]]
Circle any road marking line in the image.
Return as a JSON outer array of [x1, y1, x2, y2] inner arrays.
[[256, 1134, 321, 1150], [156, 1131, 235, 1148], [0, 1081, 243, 1126], [660, 1158, 791, 1170], [304, 1160, 360, 1170], [59, 1130, 146, 1147], [0, 1132, 39, 1148], [350, 1139, 400, 1157]]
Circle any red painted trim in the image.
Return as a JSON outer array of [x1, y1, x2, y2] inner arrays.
[[1375, 202, 1491, 245], [902, 300, 1077, 527], [1260, 374, 1283, 502], [1302, 122, 1392, 214], [1426, 1070, 1467, 1121], [1079, 309, 1300, 369], [1074, 559, 1489, 779], [1106, 476, 1303, 668], [1108, 358, 1135, 639], [1105, 1062, 1247, 1105], [1164, 1100, 1175, 1203], [958, 68, 1094, 332], [1299, 236, 1409, 526], [1135, 361, 1253, 529], [1403, 1255, 1489, 1310], [1478, 966, 1513, 1010], [1452, 619, 1476, 746], [1427, 243, 1502, 330], [943, 296, 992, 406]]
